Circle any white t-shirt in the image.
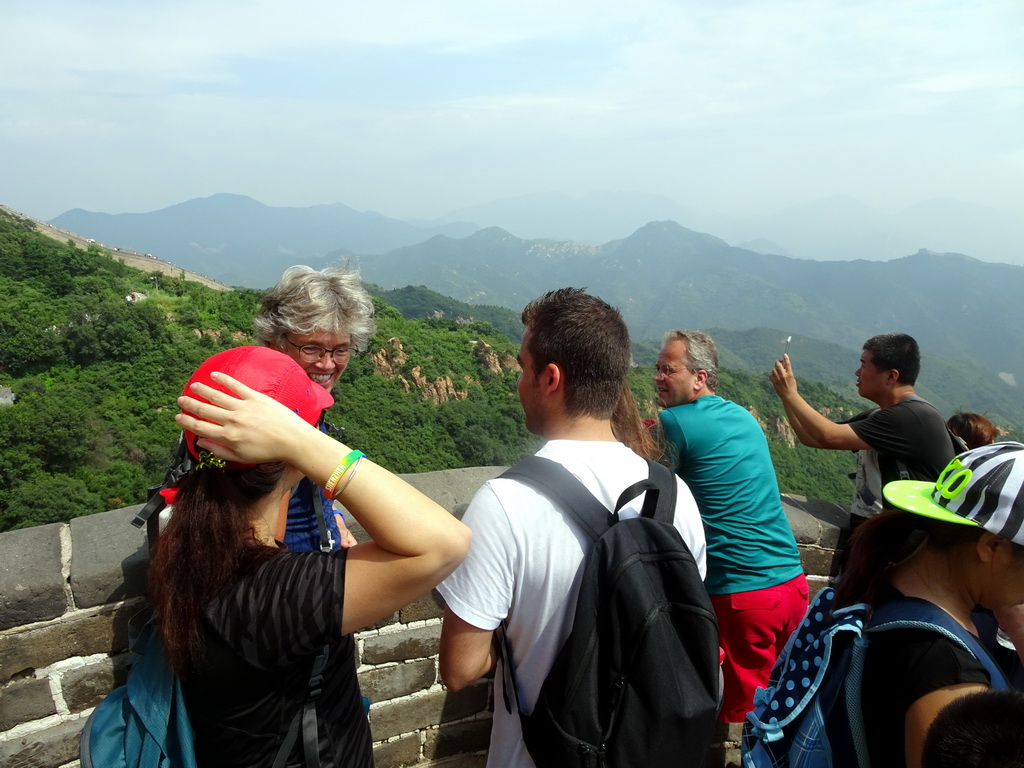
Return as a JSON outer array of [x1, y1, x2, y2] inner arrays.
[[437, 440, 707, 768]]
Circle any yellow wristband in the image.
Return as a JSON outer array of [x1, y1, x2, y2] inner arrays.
[[334, 456, 364, 498], [324, 449, 365, 496]]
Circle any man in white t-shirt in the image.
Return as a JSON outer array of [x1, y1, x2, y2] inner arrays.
[[437, 288, 707, 768]]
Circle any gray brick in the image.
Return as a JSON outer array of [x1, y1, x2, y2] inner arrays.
[[0, 606, 137, 684], [370, 684, 489, 741], [423, 719, 491, 761], [0, 524, 66, 631], [363, 612, 401, 633], [372, 733, 422, 768], [69, 506, 150, 609], [61, 654, 130, 714], [400, 591, 445, 624], [401, 468, 505, 514], [705, 743, 742, 768], [807, 574, 831, 600], [359, 660, 436, 704], [798, 544, 840, 580], [0, 717, 82, 768], [420, 753, 487, 768], [712, 720, 743, 744], [363, 625, 441, 665], [0, 677, 56, 732], [782, 495, 849, 549]]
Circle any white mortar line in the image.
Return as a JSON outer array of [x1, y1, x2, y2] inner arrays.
[[0, 710, 89, 743], [0, 596, 146, 639], [42, 652, 113, 716]]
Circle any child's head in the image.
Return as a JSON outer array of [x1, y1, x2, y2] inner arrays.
[[922, 688, 1024, 768]]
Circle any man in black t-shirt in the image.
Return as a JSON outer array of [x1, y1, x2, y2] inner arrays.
[[769, 333, 955, 523]]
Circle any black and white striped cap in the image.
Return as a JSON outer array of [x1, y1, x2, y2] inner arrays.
[[883, 441, 1024, 547]]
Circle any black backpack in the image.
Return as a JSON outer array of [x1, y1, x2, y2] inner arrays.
[[498, 456, 721, 768]]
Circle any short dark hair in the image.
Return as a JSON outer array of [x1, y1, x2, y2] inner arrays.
[[922, 689, 1024, 768], [863, 333, 921, 385], [521, 288, 630, 419]]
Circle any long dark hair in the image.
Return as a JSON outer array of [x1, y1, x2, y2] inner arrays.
[[148, 463, 287, 675], [611, 383, 658, 460], [834, 510, 985, 609]]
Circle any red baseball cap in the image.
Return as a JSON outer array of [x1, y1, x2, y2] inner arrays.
[[181, 346, 334, 469]]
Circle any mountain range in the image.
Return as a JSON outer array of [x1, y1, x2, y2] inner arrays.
[[49, 192, 1023, 291], [39, 193, 1023, 424], [352, 222, 1024, 415], [50, 194, 478, 288]]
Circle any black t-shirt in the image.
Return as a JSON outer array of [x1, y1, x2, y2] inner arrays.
[[183, 550, 372, 768], [861, 609, 991, 768], [845, 397, 956, 486]]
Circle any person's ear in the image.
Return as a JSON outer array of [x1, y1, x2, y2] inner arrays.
[[694, 369, 709, 391], [976, 531, 1003, 564], [540, 362, 562, 395]]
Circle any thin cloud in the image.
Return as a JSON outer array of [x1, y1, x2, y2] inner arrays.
[[0, 0, 1020, 221]]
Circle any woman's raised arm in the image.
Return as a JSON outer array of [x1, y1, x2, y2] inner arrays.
[[177, 373, 471, 634]]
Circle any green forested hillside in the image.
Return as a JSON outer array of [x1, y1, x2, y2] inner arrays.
[[1, 209, 915, 532], [368, 283, 523, 341], [0, 211, 531, 530]]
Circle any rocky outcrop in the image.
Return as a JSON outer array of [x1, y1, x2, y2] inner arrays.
[[371, 337, 520, 405]]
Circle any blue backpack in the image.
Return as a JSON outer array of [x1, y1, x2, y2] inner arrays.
[[742, 587, 1008, 768], [80, 613, 331, 768], [80, 617, 197, 768]]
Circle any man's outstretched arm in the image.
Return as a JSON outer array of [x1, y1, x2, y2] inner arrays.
[[770, 355, 870, 451]]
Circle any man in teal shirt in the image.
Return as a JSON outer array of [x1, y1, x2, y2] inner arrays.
[[656, 330, 807, 722]]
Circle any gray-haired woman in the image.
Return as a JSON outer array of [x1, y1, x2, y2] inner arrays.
[[253, 265, 376, 552]]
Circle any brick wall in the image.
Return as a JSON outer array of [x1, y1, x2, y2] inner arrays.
[[0, 467, 849, 768]]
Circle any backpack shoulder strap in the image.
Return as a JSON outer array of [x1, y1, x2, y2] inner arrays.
[[613, 459, 677, 523], [500, 455, 613, 542], [133, 433, 192, 547], [868, 597, 1009, 689], [272, 645, 330, 768], [309, 481, 334, 553]]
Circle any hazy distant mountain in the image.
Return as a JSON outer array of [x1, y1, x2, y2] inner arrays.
[[49, 192, 1022, 292], [736, 238, 793, 257], [355, 221, 1024, 399], [50, 194, 479, 287], [437, 190, 696, 244], [435, 192, 1023, 266]]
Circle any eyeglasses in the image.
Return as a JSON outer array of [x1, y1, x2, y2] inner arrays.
[[284, 337, 355, 365], [654, 365, 688, 378]]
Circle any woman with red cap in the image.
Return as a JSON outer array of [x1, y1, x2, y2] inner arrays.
[[148, 346, 471, 767]]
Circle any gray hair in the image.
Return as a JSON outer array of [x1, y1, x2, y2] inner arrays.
[[662, 329, 719, 392], [254, 265, 376, 351]]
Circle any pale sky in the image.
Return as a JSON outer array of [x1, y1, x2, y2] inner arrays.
[[2, 0, 1021, 223]]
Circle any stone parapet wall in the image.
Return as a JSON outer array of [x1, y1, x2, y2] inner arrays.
[[0, 467, 849, 768]]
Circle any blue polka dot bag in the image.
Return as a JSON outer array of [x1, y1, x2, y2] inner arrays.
[[742, 587, 1009, 768]]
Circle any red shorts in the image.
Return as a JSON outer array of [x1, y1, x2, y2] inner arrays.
[[710, 573, 809, 722]]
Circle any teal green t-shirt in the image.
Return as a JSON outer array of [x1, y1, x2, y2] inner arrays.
[[660, 396, 802, 595]]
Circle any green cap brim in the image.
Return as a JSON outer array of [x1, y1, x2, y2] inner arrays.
[[882, 480, 982, 528]]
